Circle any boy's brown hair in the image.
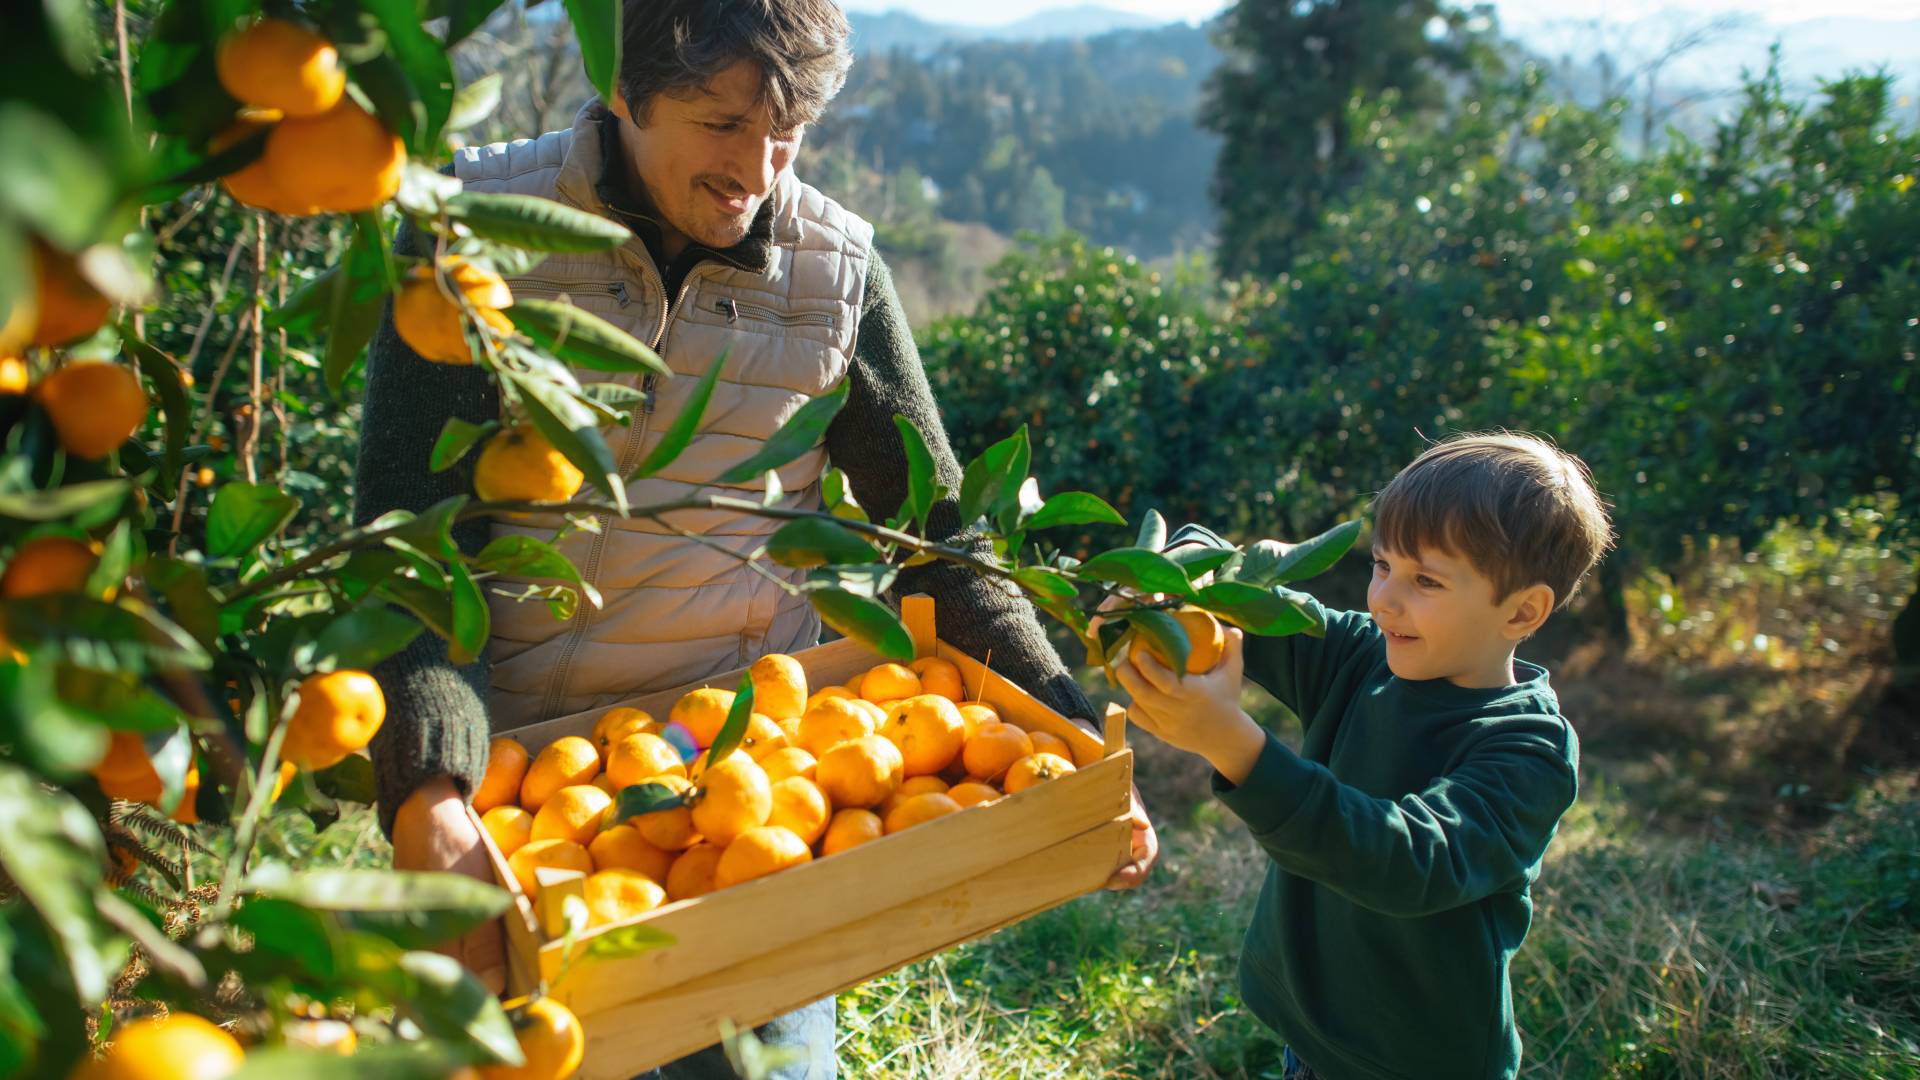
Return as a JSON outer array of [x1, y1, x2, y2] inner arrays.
[[1371, 432, 1613, 609]]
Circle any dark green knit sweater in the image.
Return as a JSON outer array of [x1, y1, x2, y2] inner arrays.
[[353, 207, 1093, 836]]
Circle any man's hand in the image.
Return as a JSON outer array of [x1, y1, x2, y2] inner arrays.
[[391, 775, 508, 994], [1104, 783, 1159, 890], [1114, 627, 1266, 786]]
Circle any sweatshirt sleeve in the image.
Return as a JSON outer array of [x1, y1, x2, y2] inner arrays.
[[1211, 724, 1577, 917], [352, 219, 501, 837], [824, 252, 1096, 726]]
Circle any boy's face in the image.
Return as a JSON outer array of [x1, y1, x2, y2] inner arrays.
[[1367, 545, 1546, 688]]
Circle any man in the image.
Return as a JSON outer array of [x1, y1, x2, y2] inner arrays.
[[353, 1, 1157, 1075]]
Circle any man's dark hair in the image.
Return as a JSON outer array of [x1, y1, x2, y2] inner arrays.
[[619, 0, 853, 130]]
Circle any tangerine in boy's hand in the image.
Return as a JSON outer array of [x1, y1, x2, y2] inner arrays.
[[1117, 626, 1266, 785]]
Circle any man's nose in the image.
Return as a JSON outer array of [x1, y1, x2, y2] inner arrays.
[[729, 135, 781, 197]]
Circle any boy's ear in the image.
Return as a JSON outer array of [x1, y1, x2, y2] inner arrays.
[[1502, 583, 1555, 641], [609, 93, 633, 123]]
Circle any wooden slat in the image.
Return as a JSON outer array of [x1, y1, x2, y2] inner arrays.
[[572, 821, 1133, 1079], [539, 750, 1133, 1011], [466, 805, 543, 996], [901, 594, 936, 659]]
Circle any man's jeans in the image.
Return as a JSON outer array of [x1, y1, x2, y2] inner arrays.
[[628, 998, 835, 1080], [1282, 1046, 1321, 1080]]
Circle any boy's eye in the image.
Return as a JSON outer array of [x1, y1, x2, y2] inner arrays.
[[1372, 558, 1390, 574], [1417, 575, 1442, 589]]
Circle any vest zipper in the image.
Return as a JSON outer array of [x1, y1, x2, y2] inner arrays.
[[534, 263, 704, 721], [711, 296, 836, 329]]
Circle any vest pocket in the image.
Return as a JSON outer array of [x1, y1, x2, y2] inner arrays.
[[709, 297, 836, 329]]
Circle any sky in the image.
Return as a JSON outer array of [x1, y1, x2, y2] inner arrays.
[[838, 0, 1920, 29]]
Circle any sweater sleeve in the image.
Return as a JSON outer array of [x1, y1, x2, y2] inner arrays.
[[352, 219, 500, 837], [1211, 724, 1577, 917], [825, 252, 1096, 725]]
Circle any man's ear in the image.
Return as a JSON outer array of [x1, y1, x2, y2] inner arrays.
[[1502, 583, 1555, 641]]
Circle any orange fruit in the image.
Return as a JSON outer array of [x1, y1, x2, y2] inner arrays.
[[1134, 605, 1227, 675], [269, 760, 297, 802], [877, 774, 949, 819], [804, 685, 855, 711], [962, 722, 1035, 783], [216, 19, 345, 117], [283, 670, 386, 771], [481, 996, 584, 1080], [713, 825, 811, 890], [90, 1012, 244, 1080], [91, 729, 161, 802], [669, 687, 737, 747], [587, 823, 671, 883], [765, 776, 831, 846], [748, 653, 809, 720], [814, 735, 903, 810], [910, 657, 965, 700], [473, 737, 531, 814], [0, 355, 30, 394], [883, 791, 963, 835], [29, 245, 111, 348], [688, 755, 771, 847], [820, 808, 884, 856], [264, 99, 405, 214], [473, 424, 584, 504], [774, 715, 804, 747], [878, 695, 966, 777], [590, 706, 656, 762], [1003, 752, 1076, 794], [859, 663, 920, 702], [519, 736, 599, 813], [664, 841, 722, 901], [1028, 730, 1074, 762], [738, 714, 788, 761], [212, 118, 321, 216], [629, 773, 697, 851], [480, 805, 534, 858], [687, 745, 749, 776], [850, 699, 889, 729], [36, 362, 148, 459], [583, 868, 666, 927], [505, 838, 592, 898], [607, 732, 687, 788], [796, 695, 873, 757], [393, 258, 515, 364], [759, 746, 817, 784], [592, 774, 620, 797], [957, 703, 999, 741], [1, 535, 97, 598], [529, 784, 612, 847], [948, 781, 1001, 809]]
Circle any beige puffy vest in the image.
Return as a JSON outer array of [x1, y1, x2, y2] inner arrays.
[[451, 101, 874, 729]]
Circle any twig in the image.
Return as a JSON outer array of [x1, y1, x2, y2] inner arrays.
[[167, 306, 256, 555], [240, 214, 266, 484]]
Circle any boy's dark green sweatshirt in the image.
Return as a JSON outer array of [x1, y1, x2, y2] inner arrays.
[[1211, 594, 1578, 1080]]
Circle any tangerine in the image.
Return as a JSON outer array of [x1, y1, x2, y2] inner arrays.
[[473, 424, 584, 504], [216, 19, 346, 117], [1003, 752, 1076, 794], [393, 258, 514, 364], [264, 100, 405, 214], [759, 746, 817, 784], [796, 695, 872, 757], [962, 722, 1034, 783], [664, 841, 722, 901], [480, 996, 583, 1080], [1, 535, 97, 598], [90, 1012, 244, 1080], [606, 732, 687, 788], [629, 773, 697, 851], [859, 662, 920, 702], [909, 656, 965, 700], [669, 687, 736, 747], [688, 755, 771, 847], [820, 808, 883, 856], [519, 736, 599, 812], [878, 695, 966, 777], [947, 781, 1002, 809], [472, 737, 530, 814], [1134, 606, 1227, 675], [748, 653, 808, 720], [583, 868, 666, 927], [883, 791, 962, 835], [36, 362, 148, 459], [283, 670, 386, 771], [814, 735, 902, 809], [480, 805, 534, 858], [529, 784, 612, 847], [29, 245, 110, 348], [712, 825, 811, 890], [505, 839, 592, 899], [765, 776, 831, 846], [587, 823, 671, 883]]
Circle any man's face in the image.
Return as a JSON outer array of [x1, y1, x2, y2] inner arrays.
[[1366, 544, 1529, 689], [616, 59, 804, 256]]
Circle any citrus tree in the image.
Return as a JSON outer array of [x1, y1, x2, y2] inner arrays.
[[0, 2, 1355, 1078]]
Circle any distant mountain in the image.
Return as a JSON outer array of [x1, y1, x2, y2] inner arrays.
[[847, 6, 1177, 55]]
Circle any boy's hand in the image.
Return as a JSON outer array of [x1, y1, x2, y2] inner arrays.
[[1115, 626, 1266, 785]]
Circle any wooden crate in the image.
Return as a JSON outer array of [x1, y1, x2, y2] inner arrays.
[[472, 595, 1135, 1077]]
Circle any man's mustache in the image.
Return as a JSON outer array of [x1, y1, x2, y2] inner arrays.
[[695, 175, 749, 200]]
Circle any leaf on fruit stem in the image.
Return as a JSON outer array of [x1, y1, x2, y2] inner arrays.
[[508, 369, 623, 506], [507, 298, 668, 376], [611, 781, 686, 822], [718, 382, 849, 484], [1136, 509, 1168, 552], [1195, 581, 1324, 637], [430, 418, 497, 473], [766, 517, 877, 569], [1025, 491, 1124, 532], [702, 672, 757, 769], [445, 192, 632, 252], [474, 535, 602, 609], [565, 0, 624, 106], [1125, 608, 1192, 678], [206, 482, 299, 558], [957, 426, 1029, 530], [1074, 547, 1194, 598], [448, 563, 490, 665], [810, 589, 914, 661], [630, 350, 727, 481], [311, 607, 424, 672]]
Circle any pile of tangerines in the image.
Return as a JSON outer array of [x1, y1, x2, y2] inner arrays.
[[477, 654, 1083, 926]]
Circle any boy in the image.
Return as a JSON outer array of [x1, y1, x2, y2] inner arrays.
[[1116, 432, 1612, 1080]]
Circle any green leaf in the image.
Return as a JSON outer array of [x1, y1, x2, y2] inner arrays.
[[1262, 519, 1363, 583], [1195, 581, 1323, 637], [1074, 547, 1195, 598], [446, 73, 503, 130], [803, 563, 897, 598], [448, 563, 490, 666], [375, 577, 457, 643], [339, 548, 410, 602], [1, 594, 210, 673], [718, 382, 849, 484], [124, 334, 190, 484], [229, 898, 337, 981], [1025, 491, 1125, 532], [228, 1044, 467, 1080], [1168, 545, 1235, 580], [323, 232, 392, 395], [269, 265, 337, 336], [312, 607, 425, 671], [363, 0, 456, 152], [810, 589, 913, 661], [583, 382, 648, 411], [248, 868, 512, 953], [630, 350, 726, 481], [445, 192, 632, 252], [610, 781, 685, 823], [766, 517, 877, 569], [1127, 608, 1191, 678], [0, 662, 108, 779], [431, 418, 497, 473], [474, 535, 600, 607], [1136, 510, 1168, 552], [443, 0, 515, 44], [702, 673, 756, 770], [0, 479, 131, 522], [206, 482, 299, 558], [383, 495, 470, 561], [395, 951, 523, 1066], [0, 104, 116, 252], [507, 368, 621, 504], [507, 298, 669, 376], [893, 415, 937, 533], [564, 0, 623, 106], [0, 918, 46, 1079], [314, 753, 379, 805], [0, 763, 124, 1002], [584, 922, 675, 960], [957, 426, 1030, 529], [1012, 566, 1078, 603]]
